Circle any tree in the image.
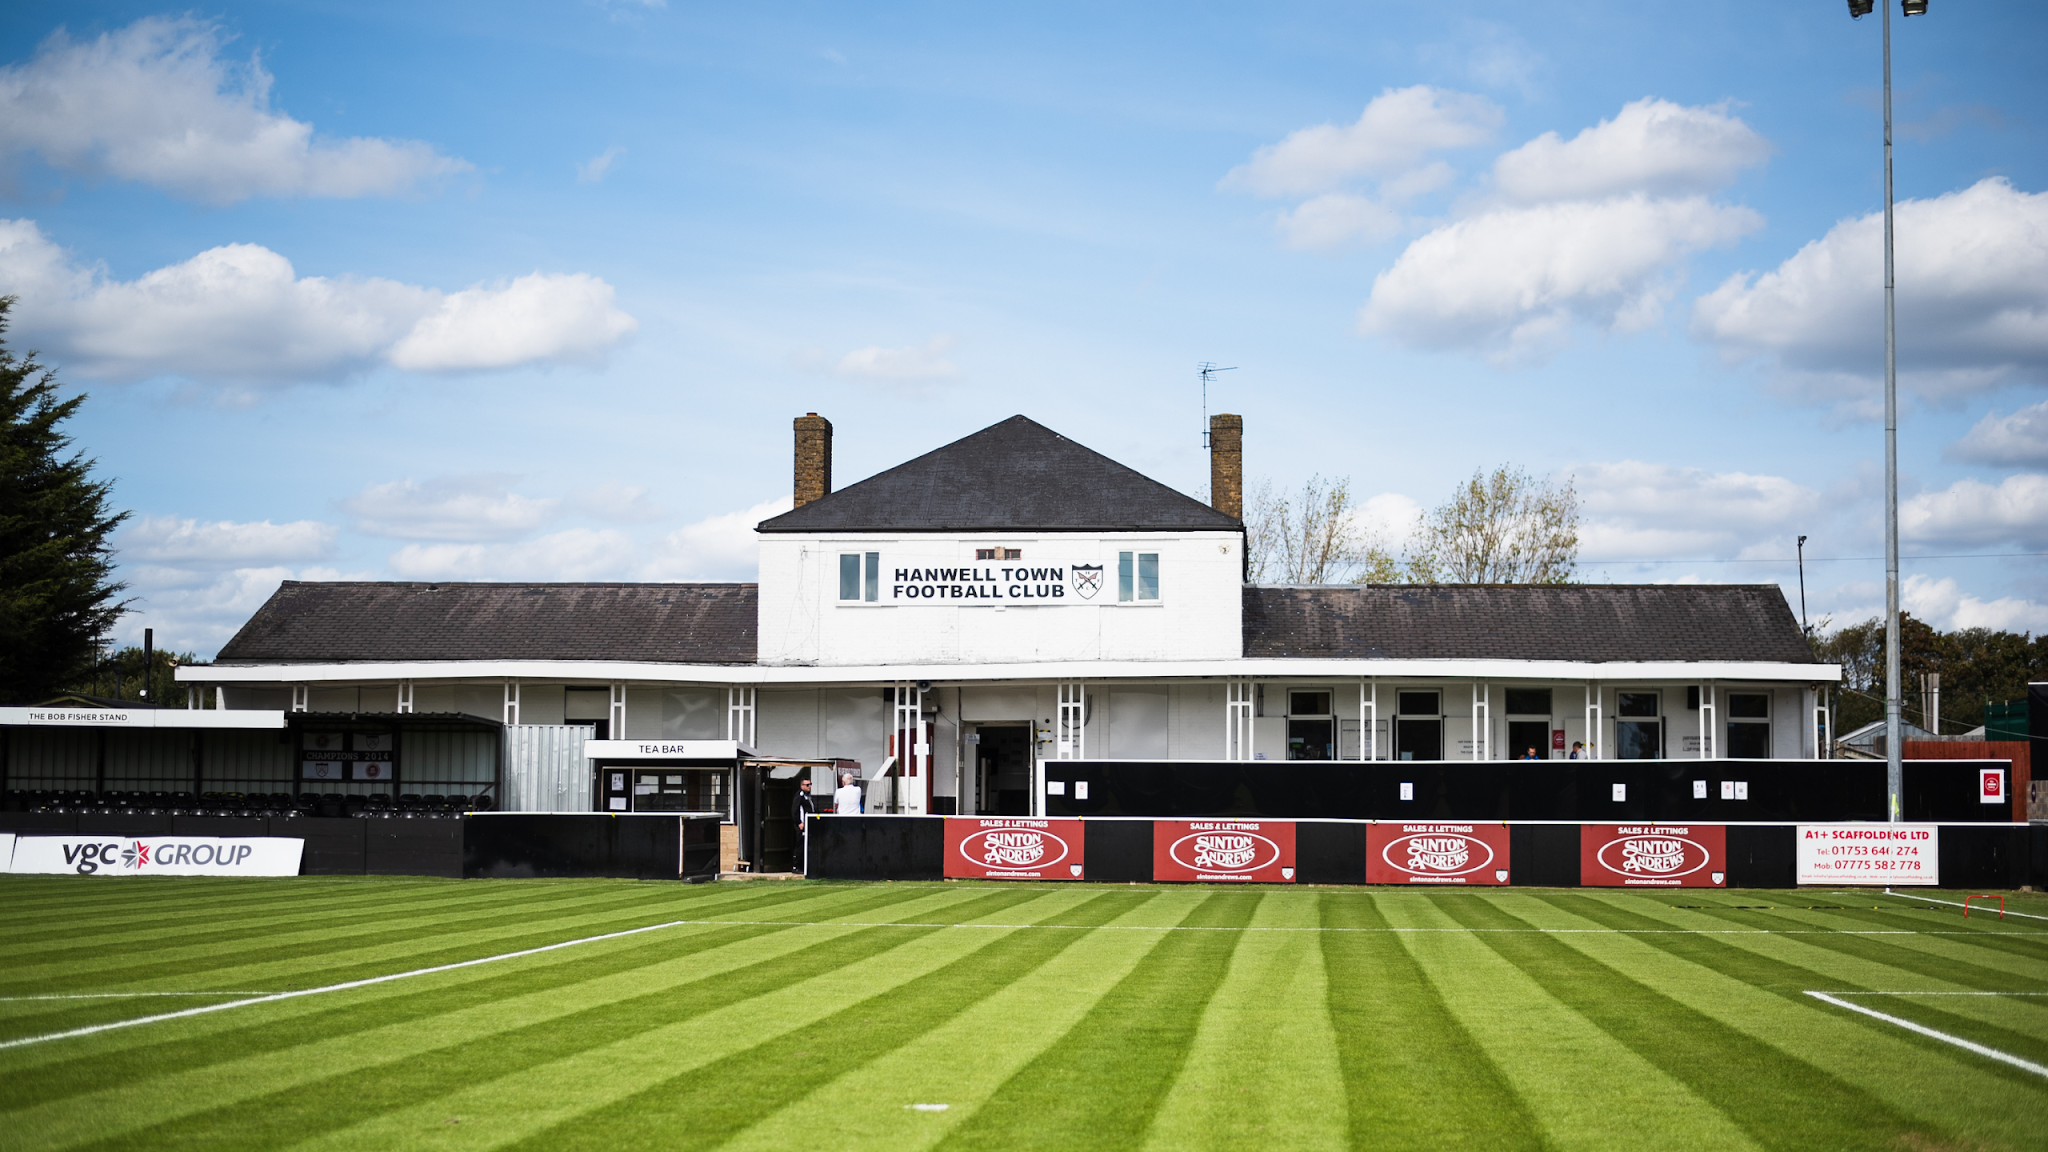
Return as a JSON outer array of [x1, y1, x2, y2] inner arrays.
[[0, 297, 129, 704], [1245, 474, 1381, 583], [1812, 612, 2048, 735], [1404, 465, 1579, 584], [70, 644, 198, 706]]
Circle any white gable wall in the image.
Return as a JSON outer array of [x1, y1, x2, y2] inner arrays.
[[758, 531, 1244, 666]]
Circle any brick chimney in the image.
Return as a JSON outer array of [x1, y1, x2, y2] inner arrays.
[[1209, 413, 1242, 520], [794, 413, 833, 508]]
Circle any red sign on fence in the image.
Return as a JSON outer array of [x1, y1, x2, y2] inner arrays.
[[1581, 824, 1726, 887], [945, 818, 1085, 880], [1367, 823, 1511, 885], [1153, 820, 1296, 882]]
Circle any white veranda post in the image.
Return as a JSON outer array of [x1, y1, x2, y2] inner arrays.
[[894, 682, 926, 815], [609, 682, 627, 740], [1058, 683, 1086, 760], [1585, 683, 1603, 760], [1697, 683, 1716, 759], [1359, 680, 1378, 761], [396, 680, 413, 714], [1226, 681, 1254, 761], [1813, 686, 1831, 759], [1471, 683, 1491, 761], [727, 686, 757, 747], [291, 685, 308, 713], [503, 680, 520, 726]]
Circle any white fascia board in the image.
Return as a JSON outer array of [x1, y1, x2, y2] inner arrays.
[[584, 739, 754, 760], [181, 658, 1840, 686], [0, 707, 286, 729]]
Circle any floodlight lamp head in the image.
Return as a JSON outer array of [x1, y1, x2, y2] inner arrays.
[[1901, 0, 1927, 14], [1847, 0, 1873, 16]]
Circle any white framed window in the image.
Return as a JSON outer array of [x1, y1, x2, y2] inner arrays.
[[976, 547, 1023, 561], [1727, 692, 1771, 758], [838, 552, 879, 602], [1117, 551, 1159, 602]]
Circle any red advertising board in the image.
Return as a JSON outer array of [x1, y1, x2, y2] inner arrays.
[[1581, 824, 1727, 887], [1153, 820, 1296, 883], [1367, 823, 1511, 885], [944, 818, 1085, 880]]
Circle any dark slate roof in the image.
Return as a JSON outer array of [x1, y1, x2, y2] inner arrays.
[[214, 582, 757, 664], [757, 415, 1242, 533], [1243, 584, 1819, 664]]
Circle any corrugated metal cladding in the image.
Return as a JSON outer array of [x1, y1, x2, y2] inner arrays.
[[503, 725, 592, 813], [402, 729, 498, 791]]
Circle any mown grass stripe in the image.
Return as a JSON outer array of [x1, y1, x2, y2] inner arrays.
[[1139, 890, 1346, 1152], [1440, 892, 1954, 1151], [1388, 893, 1760, 1152], [709, 888, 1189, 1152], [1315, 892, 1547, 1152], [1660, 897, 2048, 973], [1504, 892, 2048, 1149], [0, 884, 869, 1039], [933, 889, 1260, 1152], [7, 887, 1024, 1149], [280, 887, 1115, 1152], [500, 889, 1154, 1152], [1525, 892, 2048, 1084], [0, 885, 934, 1090], [0, 879, 868, 998]]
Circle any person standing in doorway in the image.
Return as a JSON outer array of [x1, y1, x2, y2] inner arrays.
[[791, 777, 818, 874], [834, 771, 863, 815]]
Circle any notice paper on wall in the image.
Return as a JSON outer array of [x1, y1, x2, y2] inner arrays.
[[1795, 824, 1938, 885], [9, 836, 304, 877]]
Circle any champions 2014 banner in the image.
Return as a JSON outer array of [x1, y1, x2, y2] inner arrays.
[[945, 818, 1085, 880], [9, 836, 304, 877]]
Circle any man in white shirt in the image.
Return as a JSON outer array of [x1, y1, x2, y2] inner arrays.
[[833, 771, 863, 814]]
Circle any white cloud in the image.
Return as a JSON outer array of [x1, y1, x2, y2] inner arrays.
[[1903, 574, 2048, 633], [1573, 460, 1822, 562], [117, 516, 336, 567], [1275, 193, 1403, 250], [387, 528, 638, 580], [0, 16, 466, 204], [1899, 473, 2048, 549], [1359, 195, 1761, 361], [388, 273, 637, 372], [0, 220, 636, 386], [116, 563, 367, 658], [1693, 178, 2048, 405], [566, 482, 669, 523], [640, 496, 791, 581], [577, 145, 625, 184], [343, 475, 559, 541], [1492, 98, 1769, 204], [1354, 492, 1423, 549], [1224, 86, 1502, 198], [831, 336, 960, 382], [1949, 400, 2048, 466]]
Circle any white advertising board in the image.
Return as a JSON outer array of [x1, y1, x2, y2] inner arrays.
[[1795, 824, 1938, 886], [0, 833, 14, 871], [9, 836, 304, 877]]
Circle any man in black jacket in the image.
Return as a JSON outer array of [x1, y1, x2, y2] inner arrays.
[[791, 777, 818, 874]]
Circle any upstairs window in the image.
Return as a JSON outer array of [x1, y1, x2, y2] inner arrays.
[[838, 552, 879, 602], [1118, 551, 1159, 601], [975, 547, 1023, 561]]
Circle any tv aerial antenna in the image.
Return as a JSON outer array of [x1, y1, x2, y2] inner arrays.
[[1198, 362, 1237, 448]]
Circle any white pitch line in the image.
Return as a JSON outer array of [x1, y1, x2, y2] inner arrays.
[[1826, 991, 2048, 997], [1873, 890, 2048, 923], [0, 917, 705, 1051], [0, 993, 273, 1001], [1805, 991, 2048, 1080]]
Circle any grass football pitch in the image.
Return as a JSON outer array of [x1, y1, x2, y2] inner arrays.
[[2, 876, 2045, 1151]]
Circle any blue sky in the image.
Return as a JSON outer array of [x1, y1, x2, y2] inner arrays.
[[1, 1, 2043, 657]]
